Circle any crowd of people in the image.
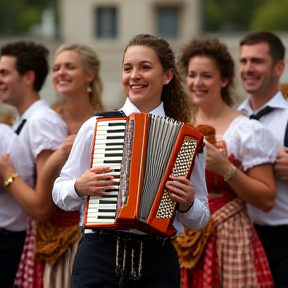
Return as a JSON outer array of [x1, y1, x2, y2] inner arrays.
[[0, 30, 287, 288]]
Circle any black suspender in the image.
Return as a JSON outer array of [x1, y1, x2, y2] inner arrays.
[[284, 119, 288, 148], [14, 119, 27, 135]]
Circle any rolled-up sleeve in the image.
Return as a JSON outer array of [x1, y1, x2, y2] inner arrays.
[[174, 147, 210, 234], [52, 117, 96, 211]]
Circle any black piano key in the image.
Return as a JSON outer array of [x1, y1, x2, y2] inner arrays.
[[104, 153, 123, 157], [104, 160, 122, 164], [105, 147, 123, 151], [106, 135, 125, 140], [98, 215, 115, 219], [98, 199, 117, 204], [106, 142, 125, 146], [106, 129, 126, 133], [98, 209, 116, 213], [108, 122, 126, 126]]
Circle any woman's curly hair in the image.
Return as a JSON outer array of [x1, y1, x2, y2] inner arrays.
[[178, 38, 235, 106]]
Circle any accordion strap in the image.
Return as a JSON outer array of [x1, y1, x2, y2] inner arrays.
[[95, 110, 126, 118]]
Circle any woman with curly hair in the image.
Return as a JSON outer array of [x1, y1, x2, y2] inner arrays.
[[175, 38, 278, 288]]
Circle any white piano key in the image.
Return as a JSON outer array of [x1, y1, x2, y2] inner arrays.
[[89, 196, 117, 202], [96, 127, 125, 132], [94, 139, 125, 144], [94, 144, 124, 150], [92, 162, 122, 167], [97, 120, 126, 126], [87, 210, 116, 216], [93, 156, 123, 162], [96, 127, 126, 132], [86, 218, 115, 224], [93, 149, 124, 154], [93, 156, 123, 161], [95, 131, 125, 136], [95, 133, 125, 140], [88, 203, 116, 209], [87, 211, 116, 216]]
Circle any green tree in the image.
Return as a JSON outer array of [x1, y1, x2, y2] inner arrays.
[[0, 0, 58, 35], [204, 0, 288, 32], [205, 0, 264, 32], [250, 0, 288, 31]]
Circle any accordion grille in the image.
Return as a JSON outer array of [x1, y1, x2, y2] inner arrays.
[[156, 137, 198, 219]]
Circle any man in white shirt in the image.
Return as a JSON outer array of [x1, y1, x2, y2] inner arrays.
[[238, 31, 288, 287], [0, 123, 33, 287], [0, 41, 67, 287]]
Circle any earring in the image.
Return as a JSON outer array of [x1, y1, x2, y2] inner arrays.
[[87, 85, 92, 93]]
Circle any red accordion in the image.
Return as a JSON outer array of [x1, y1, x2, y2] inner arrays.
[[83, 112, 204, 237]]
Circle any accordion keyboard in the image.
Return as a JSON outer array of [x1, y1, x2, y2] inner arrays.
[[86, 120, 127, 224]]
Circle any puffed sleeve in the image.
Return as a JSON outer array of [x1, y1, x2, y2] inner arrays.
[[228, 118, 279, 171], [28, 110, 68, 158], [52, 116, 96, 211]]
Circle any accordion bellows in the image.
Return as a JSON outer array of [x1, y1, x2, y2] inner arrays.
[[83, 113, 204, 237]]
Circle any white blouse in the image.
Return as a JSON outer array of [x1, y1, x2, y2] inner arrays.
[[221, 115, 279, 171]]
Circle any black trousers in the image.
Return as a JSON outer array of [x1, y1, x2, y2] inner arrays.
[[0, 229, 26, 288], [72, 230, 180, 288], [255, 224, 288, 288]]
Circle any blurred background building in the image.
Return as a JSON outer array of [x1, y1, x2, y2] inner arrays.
[[0, 0, 288, 121]]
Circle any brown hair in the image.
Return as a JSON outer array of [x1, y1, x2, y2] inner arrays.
[[123, 34, 194, 123], [178, 38, 235, 106], [1, 41, 49, 92], [240, 31, 285, 65]]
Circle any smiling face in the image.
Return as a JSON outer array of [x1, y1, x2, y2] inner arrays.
[[186, 56, 228, 108], [0, 56, 25, 107], [53, 50, 93, 98], [239, 42, 278, 98], [122, 45, 172, 112]]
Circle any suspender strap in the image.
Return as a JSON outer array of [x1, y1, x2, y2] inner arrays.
[[94, 110, 126, 118], [14, 119, 27, 135], [284, 119, 288, 148]]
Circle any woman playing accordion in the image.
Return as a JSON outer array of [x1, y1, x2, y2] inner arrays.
[[52, 34, 210, 288]]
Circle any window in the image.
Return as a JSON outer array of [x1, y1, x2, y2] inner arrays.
[[95, 7, 117, 39], [157, 7, 179, 39]]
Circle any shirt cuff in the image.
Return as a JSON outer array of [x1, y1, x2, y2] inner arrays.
[[61, 179, 83, 211], [177, 197, 208, 230]]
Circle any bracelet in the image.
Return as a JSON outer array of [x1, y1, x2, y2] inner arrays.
[[224, 166, 236, 182], [4, 173, 18, 188]]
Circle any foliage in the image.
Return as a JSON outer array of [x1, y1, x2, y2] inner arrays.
[[250, 0, 288, 31], [0, 0, 58, 35], [204, 0, 287, 32], [0, 0, 287, 35]]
